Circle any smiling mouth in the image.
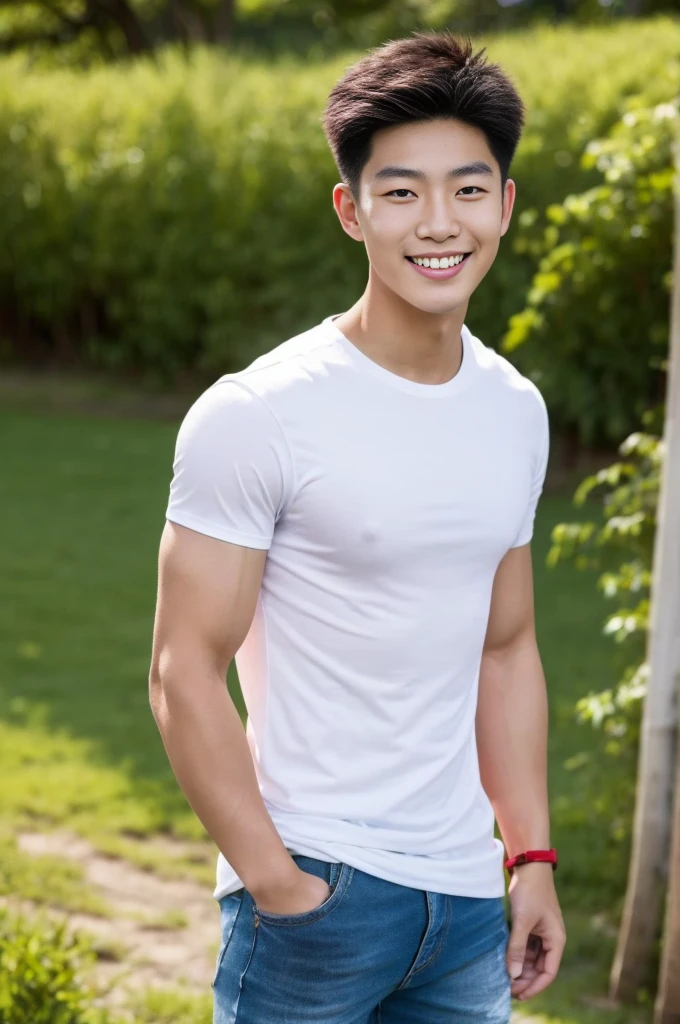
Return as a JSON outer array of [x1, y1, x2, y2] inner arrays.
[[405, 253, 472, 267]]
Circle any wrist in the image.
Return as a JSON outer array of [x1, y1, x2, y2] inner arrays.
[[509, 861, 555, 878], [504, 847, 558, 875], [242, 853, 300, 902]]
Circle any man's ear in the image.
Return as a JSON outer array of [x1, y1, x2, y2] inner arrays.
[[332, 183, 364, 244], [500, 178, 516, 239]]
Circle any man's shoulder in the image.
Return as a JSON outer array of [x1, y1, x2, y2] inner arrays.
[[214, 319, 340, 406], [469, 329, 547, 416]]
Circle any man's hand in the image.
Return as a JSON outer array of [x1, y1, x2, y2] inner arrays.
[[506, 863, 566, 1001], [250, 868, 332, 917]]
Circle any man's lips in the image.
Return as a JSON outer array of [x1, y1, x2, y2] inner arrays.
[[406, 252, 471, 261], [405, 252, 472, 280]]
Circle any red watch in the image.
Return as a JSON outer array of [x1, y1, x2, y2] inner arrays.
[[504, 848, 558, 875]]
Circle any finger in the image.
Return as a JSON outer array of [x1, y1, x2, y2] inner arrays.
[[515, 942, 563, 1000], [511, 950, 543, 996], [515, 965, 557, 1000], [506, 920, 530, 981], [510, 955, 541, 988], [522, 945, 545, 974], [524, 937, 541, 966], [511, 968, 540, 998]]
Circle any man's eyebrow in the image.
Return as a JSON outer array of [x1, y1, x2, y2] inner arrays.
[[372, 161, 495, 182]]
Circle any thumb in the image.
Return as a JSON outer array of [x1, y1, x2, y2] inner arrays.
[[506, 919, 529, 980]]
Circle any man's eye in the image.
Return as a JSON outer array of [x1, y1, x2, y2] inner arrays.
[[385, 186, 485, 198]]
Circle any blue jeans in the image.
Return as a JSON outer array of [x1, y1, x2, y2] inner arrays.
[[213, 853, 511, 1023]]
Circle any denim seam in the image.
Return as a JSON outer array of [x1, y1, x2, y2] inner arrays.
[[230, 914, 259, 1019], [406, 894, 450, 980], [212, 894, 245, 988], [395, 891, 437, 991]]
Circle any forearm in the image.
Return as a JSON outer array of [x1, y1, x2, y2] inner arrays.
[[476, 637, 550, 857], [149, 668, 296, 897]]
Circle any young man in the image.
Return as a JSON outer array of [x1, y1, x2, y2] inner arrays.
[[149, 29, 566, 1024]]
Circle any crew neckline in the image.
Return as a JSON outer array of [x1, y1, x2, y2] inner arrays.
[[322, 313, 479, 398]]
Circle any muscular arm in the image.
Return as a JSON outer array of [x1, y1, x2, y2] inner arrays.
[[477, 542, 566, 1000], [476, 542, 550, 856], [148, 521, 297, 898]]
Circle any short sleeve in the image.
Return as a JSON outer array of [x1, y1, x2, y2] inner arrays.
[[165, 379, 295, 550], [510, 392, 550, 549]]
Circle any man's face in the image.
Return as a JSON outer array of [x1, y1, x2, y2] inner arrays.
[[333, 118, 515, 315]]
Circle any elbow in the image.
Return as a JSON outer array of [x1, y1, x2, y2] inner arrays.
[[147, 647, 182, 708], [482, 625, 537, 663]]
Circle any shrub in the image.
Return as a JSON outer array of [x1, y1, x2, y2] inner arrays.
[[503, 90, 678, 444], [0, 904, 112, 1024]]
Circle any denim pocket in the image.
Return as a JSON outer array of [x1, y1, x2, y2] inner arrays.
[[252, 857, 353, 927], [212, 887, 245, 987]]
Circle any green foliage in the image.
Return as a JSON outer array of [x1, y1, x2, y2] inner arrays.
[[0, 1, 232, 62], [503, 90, 678, 443], [0, 905, 112, 1024], [1, 20, 679, 420], [523, 93, 671, 847], [547, 421, 662, 864], [126, 985, 212, 1023], [0, 0, 675, 68], [549, 417, 661, 759]]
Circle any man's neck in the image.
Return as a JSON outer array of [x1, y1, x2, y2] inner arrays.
[[332, 294, 467, 387]]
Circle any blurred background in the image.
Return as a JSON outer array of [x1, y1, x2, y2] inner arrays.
[[1, 1, 678, 1022]]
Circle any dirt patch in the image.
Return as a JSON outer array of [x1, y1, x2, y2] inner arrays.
[[6, 830, 221, 1017]]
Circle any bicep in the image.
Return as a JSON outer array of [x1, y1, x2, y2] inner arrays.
[[150, 521, 268, 683], [153, 380, 291, 683], [482, 543, 536, 654]]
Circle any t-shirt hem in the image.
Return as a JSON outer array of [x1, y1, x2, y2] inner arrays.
[[212, 841, 506, 901], [509, 530, 532, 548], [165, 511, 272, 549]]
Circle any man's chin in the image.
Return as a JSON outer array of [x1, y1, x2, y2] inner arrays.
[[398, 290, 471, 317]]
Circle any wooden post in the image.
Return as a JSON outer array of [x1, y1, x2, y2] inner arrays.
[[610, 117, 680, 1003], [657, 747, 680, 1022], [654, 123, 680, 1024]]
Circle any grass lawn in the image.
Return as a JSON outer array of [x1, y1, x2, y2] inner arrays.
[[0, 400, 650, 1023]]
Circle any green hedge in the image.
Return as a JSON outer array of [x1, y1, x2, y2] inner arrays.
[[2, 18, 679, 442]]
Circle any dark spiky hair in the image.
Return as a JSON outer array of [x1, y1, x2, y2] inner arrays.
[[321, 30, 525, 202]]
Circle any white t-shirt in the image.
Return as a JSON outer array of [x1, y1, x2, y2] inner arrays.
[[165, 313, 549, 901]]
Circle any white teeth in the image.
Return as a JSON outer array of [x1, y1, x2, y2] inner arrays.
[[412, 254, 466, 268]]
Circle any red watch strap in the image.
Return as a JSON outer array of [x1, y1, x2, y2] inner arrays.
[[504, 848, 558, 873]]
